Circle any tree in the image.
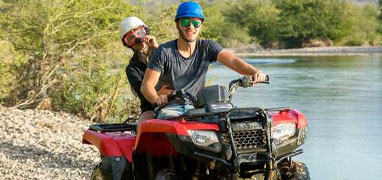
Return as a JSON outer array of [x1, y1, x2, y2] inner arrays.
[[274, 0, 352, 47], [200, 0, 252, 47], [340, 3, 382, 45], [0, 0, 140, 121], [379, 0, 382, 19], [224, 0, 280, 47]]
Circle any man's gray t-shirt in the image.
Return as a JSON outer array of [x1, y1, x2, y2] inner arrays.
[[148, 39, 223, 98]]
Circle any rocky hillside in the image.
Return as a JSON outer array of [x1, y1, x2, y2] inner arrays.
[[0, 106, 99, 179]]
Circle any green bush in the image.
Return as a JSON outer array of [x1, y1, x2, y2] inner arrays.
[[0, 0, 140, 122], [274, 0, 352, 48], [1, 0, 382, 122], [0, 41, 27, 103], [50, 62, 140, 122], [225, 0, 280, 47], [379, 0, 382, 19], [200, 0, 252, 47], [142, 2, 179, 43], [199, 0, 226, 42], [340, 4, 381, 46]]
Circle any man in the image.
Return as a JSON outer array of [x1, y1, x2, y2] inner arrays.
[[141, 1, 267, 118], [121, 16, 172, 122]]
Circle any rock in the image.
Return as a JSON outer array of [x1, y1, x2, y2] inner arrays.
[[0, 106, 98, 180], [302, 39, 333, 47]]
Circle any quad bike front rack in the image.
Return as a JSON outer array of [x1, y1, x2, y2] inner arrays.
[[89, 123, 137, 133]]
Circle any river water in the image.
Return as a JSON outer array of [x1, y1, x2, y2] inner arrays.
[[206, 56, 382, 180]]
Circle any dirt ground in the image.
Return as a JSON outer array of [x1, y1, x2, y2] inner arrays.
[[0, 106, 99, 180]]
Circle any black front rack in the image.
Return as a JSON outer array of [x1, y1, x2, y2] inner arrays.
[[89, 123, 137, 132]]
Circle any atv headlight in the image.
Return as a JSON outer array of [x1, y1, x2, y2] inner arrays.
[[187, 130, 219, 147], [271, 123, 296, 140]]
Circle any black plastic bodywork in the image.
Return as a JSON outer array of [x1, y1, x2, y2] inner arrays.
[[98, 155, 133, 180]]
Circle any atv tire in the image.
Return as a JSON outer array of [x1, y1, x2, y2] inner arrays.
[[91, 161, 133, 180], [155, 169, 178, 180], [279, 160, 310, 180], [91, 163, 106, 180]]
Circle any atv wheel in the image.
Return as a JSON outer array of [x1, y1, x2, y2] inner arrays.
[[155, 169, 178, 180], [91, 163, 105, 180], [279, 161, 310, 180]]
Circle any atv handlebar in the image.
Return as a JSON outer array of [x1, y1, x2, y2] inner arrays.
[[155, 75, 269, 115], [228, 75, 270, 100], [237, 75, 270, 88], [153, 89, 197, 118], [165, 75, 269, 106], [161, 89, 197, 107], [167, 90, 196, 105]]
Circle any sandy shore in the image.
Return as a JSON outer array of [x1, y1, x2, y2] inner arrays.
[[227, 46, 382, 57]]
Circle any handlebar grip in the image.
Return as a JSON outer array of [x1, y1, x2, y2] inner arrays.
[[166, 90, 196, 105], [154, 91, 180, 112], [239, 75, 270, 87], [252, 74, 270, 84], [167, 90, 180, 103]]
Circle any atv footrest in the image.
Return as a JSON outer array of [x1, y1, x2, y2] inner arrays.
[[89, 123, 137, 132]]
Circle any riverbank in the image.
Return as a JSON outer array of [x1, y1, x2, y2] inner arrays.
[[0, 106, 98, 180], [227, 46, 382, 57]]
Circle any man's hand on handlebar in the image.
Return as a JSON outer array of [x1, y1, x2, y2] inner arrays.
[[154, 85, 174, 107], [157, 85, 174, 96], [240, 71, 269, 88], [229, 74, 270, 100], [154, 90, 195, 107], [155, 94, 169, 107], [250, 71, 268, 85]]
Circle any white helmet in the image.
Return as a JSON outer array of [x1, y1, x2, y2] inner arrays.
[[119, 17, 149, 40]]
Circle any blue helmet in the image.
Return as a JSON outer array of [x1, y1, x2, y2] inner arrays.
[[175, 1, 204, 21]]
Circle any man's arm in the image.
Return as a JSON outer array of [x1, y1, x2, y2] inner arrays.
[[217, 49, 267, 82], [141, 68, 160, 103], [141, 68, 169, 106]]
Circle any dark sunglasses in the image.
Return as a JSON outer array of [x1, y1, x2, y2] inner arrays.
[[180, 19, 202, 28]]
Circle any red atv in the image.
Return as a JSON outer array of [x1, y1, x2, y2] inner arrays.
[[83, 76, 309, 180]]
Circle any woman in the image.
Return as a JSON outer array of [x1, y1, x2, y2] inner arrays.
[[120, 17, 171, 123]]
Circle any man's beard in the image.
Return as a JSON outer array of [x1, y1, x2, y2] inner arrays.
[[179, 28, 198, 43]]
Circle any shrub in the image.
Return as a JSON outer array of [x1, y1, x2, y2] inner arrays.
[[224, 0, 279, 47], [200, 0, 253, 47], [0, 0, 140, 122], [0, 41, 28, 103], [274, 0, 352, 48], [340, 4, 381, 46]]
